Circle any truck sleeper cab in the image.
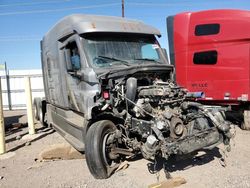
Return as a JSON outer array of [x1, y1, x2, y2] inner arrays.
[[38, 14, 233, 179], [167, 9, 250, 129]]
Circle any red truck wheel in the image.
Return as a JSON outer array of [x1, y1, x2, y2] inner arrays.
[[242, 110, 250, 130]]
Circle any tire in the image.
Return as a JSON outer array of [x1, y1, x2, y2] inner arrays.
[[33, 98, 47, 127], [40, 100, 48, 127], [241, 110, 250, 130], [85, 120, 119, 179], [33, 98, 41, 121]]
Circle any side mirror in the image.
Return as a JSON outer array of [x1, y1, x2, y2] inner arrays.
[[78, 68, 99, 84]]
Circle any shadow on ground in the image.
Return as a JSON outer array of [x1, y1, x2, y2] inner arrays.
[[8, 127, 55, 152], [5, 123, 28, 137], [145, 148, 222, 177], [4, 114, 23, 125], [4, 111, 28, 138]]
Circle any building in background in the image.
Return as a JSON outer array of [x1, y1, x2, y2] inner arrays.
[[0, 69, 44, 110]]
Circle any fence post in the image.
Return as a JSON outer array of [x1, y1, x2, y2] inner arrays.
[[0, 77, 6, 154], [25, 77, 35, 135]]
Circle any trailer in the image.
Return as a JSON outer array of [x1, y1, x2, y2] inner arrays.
[[167, 9, 250, 129]]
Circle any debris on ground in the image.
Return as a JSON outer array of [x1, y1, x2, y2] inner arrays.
[[115, 161, 129, 173], [6, 123, 26, 133], [38, 143, 84, 161], [25, 142, 31, 146], [12, 123, 22, 129], [27, 163, 43, 170], [15, 135, 21, 140], [148, 177, 186, 188]]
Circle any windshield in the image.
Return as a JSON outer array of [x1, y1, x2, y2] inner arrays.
[[82, 33, 167, 68]]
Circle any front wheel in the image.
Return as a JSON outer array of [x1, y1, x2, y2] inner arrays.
[[85, 120, 121, 179]]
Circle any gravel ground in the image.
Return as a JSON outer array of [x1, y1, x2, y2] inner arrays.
[[0, 110, 250, 188]]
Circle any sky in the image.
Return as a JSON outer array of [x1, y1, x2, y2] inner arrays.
[[0, 0, 249, 70]]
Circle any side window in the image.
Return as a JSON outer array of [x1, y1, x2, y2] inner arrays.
[[141, 44, 159, 59], [195, 24, 220, 36], [65, 41, 81, 71], [193, 50, 218, 65]]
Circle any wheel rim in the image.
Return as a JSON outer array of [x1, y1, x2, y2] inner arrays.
[[102, 133, 111, 166], [102, 130, 118, 168]]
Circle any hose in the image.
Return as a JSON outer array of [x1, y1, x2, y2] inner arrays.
[[117, 92, 155, 118], [181, 101, 230, 133]]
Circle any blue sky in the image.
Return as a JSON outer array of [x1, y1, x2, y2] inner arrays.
[[0, 0, 249, 70]]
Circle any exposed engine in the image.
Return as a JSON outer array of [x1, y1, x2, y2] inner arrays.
[[97, 71, 232, 165]]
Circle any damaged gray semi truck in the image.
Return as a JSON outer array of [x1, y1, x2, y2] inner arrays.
[[35, 14, 233, 179]]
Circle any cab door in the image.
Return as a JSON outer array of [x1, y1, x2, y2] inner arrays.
[[59, 35, 85, 111]]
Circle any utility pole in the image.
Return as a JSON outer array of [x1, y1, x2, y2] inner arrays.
[[0, 77, 6, 154], [122, 0, 124, 17], [5, 62, 11, 110]]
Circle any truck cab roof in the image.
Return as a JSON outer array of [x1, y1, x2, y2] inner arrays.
[[43, 14, 161, 43]]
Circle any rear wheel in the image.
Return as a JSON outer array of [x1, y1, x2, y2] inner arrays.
[[33, 98, 41, 121], [40, 100, 48, 127], [85, 120, 121, 179], [33, 98, 47, 127]]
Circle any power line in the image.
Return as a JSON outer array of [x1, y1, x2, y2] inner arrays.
[[127, 2, 190, 7], [0, 35, 40, 39], [0, 3, 120, 16], [0, 0, 71, 8], [126, 1, 235, 7], [0, 38, 40, 42], [0, 35, 41, 42], [0, 1, 201, 17]]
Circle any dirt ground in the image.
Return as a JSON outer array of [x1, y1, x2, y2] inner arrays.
[[1, 110, 250, 188]]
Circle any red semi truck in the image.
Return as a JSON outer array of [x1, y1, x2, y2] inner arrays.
[[167, 9, 250, 129]]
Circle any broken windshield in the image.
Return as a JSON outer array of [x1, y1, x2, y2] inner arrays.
[[82, 33, 167, 68]]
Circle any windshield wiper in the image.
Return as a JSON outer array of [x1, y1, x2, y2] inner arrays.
[[98, 55, 130, 66], [134, 58, 162, 64]]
